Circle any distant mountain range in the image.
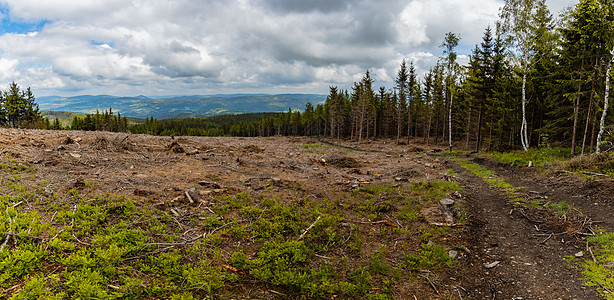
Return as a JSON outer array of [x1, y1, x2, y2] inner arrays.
[[36, 94, 326, 119]]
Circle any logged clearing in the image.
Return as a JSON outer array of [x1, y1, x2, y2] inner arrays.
[[0, 128, 612, 299]]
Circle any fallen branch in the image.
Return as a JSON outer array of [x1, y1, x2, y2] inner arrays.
[[118, 134, 131, 146], [0, 233, 11, 253], [129, 222, 236, 261], [457, 288, 464, 300], [0, 284, 21, 293], [0, 207, 13, 252], [540, 233, 553, 244], [419, 274, 440, 295], [346, 220, 399, 227], [598, 282, 613, 295], [587, 240, 598, 264], [185, 191, 194, 204], [268, 290, 287, 297], [516, 209, 544, 224], [296, 216, 320, 241], [581, 171, 609, 177], [430, 222, 461, 227]]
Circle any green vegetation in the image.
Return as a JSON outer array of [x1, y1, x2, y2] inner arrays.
[[450, 157, 521, 196], [130, 112, 280, 136], [576, 231, 614, 299], [67, 108, 129, 132], [297, 143, 334, 153], [0, 82, 43, 129], [488, 148, 571, 167], [563, 152, 614, 176], [0, 155, 463, 299]]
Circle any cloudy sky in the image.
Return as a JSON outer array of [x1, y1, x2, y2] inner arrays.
[[0, 0, 577, 97]]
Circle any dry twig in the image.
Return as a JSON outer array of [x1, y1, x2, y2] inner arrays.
[[419, 274, 440, 295], [296, 216, 320, 241], [0, 206, 13, 252]]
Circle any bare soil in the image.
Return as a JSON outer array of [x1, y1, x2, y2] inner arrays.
[[449, 158, 605, 299], [1, 128, 612, 299]]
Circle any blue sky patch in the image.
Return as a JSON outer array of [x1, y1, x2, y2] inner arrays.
[[0, 6, 48, 35]]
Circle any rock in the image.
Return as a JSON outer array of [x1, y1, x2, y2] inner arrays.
[[448, 250, 458, 259], [484, 261, 500, 269], [575, 251, 584, 258]]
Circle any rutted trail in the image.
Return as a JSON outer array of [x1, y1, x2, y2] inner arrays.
[[450, 158, 601, 299]]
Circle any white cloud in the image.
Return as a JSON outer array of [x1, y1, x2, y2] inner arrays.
[[0, 58, 20, 80], [0, 0, 566, 96]]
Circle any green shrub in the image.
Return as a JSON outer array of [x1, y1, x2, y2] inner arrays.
[[403, 244, 452, 271]]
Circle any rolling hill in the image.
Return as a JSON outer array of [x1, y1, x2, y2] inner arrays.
[[36, 94, 326, 119]]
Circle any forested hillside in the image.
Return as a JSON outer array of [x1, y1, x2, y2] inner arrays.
[[37, 94, 325, 119]]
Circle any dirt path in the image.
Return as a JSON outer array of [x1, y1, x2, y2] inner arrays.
[[450, 160, 602, 299], [483, 162, 614, 232]]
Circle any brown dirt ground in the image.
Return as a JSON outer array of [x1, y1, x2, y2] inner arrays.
[[0, 128, 611, 299], [447, 156, 605, 299]]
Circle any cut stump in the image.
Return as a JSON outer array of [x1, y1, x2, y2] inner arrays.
[[438, 198, 456, 225]]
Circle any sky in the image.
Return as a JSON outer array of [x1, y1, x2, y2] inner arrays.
[[0, 0, 577, 97]]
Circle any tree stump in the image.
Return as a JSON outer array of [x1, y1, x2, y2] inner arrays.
[[438, 198, 456, 225]]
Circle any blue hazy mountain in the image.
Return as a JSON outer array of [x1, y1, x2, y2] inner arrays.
[[36, 94, 326, 119]]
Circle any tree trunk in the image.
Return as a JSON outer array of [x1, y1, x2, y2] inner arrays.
[[596, 54, 614, 153], [590, 105, 598, 153], [521, 71, 529, 153], [488, 103, 495, 151], [434, 104, 440, 143], [571, 82, 582, 156], [572, 58, 585, 156], [465, 105, 472, 150], [476, 103, 483, 152], [582, 67, 597, 155], [407, 97, 412, 144], [396, 100, 403, 144], [449, 85, 453, 152]]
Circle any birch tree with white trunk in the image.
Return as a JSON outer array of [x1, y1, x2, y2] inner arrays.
[[597, 51, 614, 153], [500, 0, 549, 154], [441, 32, 460, 152]]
